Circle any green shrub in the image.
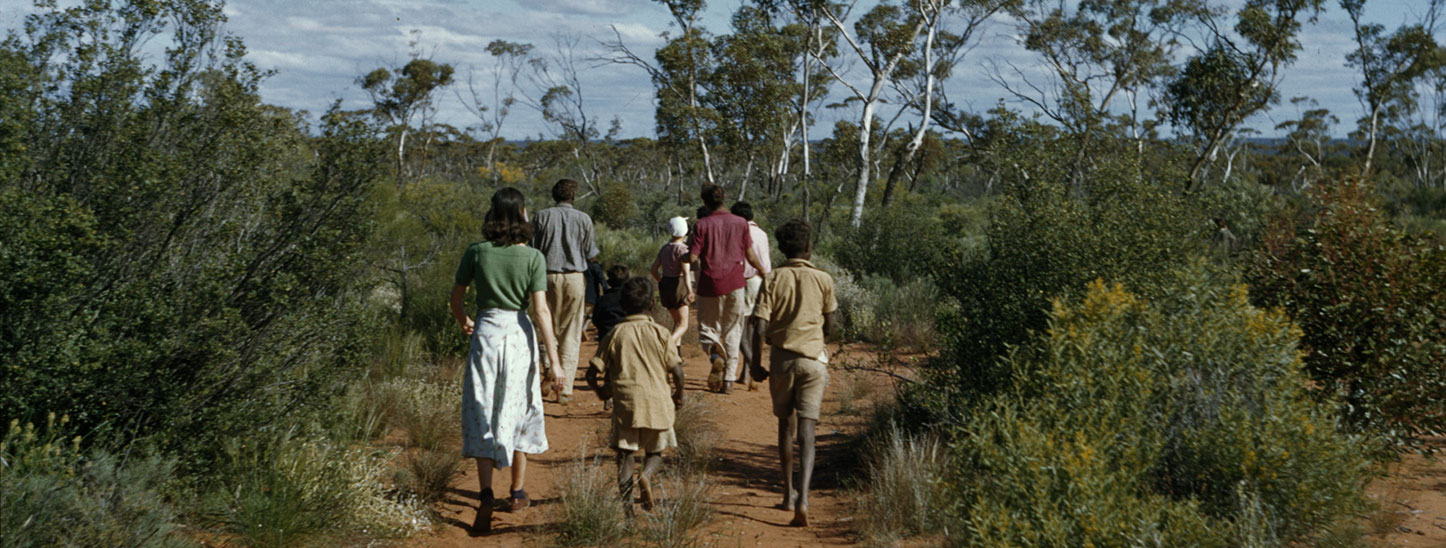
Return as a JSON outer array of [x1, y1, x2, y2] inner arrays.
[[1248, 179, 1446, 452], [831, 201, 958, 282], [0, 1, 385, 457], [596, 223, 663, 274], [1, 417, 194, 548], [931, 152, 1207, 410], [947, 272, 1369, 546], [811, 255, 945, 350]]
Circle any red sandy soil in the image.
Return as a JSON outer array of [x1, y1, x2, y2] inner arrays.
[[407, 323, 903, 548], [1364, 439, 1446, 547]]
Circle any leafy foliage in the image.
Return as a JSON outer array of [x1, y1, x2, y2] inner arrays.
[[0, 3, 386, 460], [948, 274, 1369, 546], [927, 125, 1207, 409], [1248, 178, 1446, 450]]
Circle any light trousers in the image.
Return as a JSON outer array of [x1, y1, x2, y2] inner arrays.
[[697, 286, 748, 381], [545, 272, 586, 395]]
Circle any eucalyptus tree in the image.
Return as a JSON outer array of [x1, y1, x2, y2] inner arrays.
[[708, 2, 812, 199], [523, 34, 603, 191], [460, 40, 533, 172], [1341, 0, 1445, 176], [881, 0, 1010, 207], [803, 0, 927, 227], [1167, 0, 1327, 191], [1274, 96, 1338, 188], [603, 0, 722, 189], [358, 45, 455, 185], [998, 0, 1198, 185]]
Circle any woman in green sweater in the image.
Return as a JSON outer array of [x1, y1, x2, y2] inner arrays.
[[449, 187, 565, 535]]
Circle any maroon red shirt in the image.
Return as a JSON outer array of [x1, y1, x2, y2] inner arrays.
[[689, 210, 752, 297]]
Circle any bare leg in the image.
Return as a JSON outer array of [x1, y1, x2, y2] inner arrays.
[[473, 458, 496, 534], [616, 450, 636, 515], [777, 414, 797, 510], [669, 305, 688, 348], [639, 452, 663, 510], [476, 458, 495, 496], [793, 418, 817, 527], [510, 451, 526, 491]]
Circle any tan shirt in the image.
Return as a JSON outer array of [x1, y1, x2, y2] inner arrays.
[[602, 314, 682, 430], [752, 259, 838, 362]]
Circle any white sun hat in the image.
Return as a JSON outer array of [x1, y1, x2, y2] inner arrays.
[[668, 216, 689, 238]]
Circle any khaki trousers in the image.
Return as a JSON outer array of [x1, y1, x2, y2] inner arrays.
[[698, 286, 748, 381], [546, 272, 586, 395]]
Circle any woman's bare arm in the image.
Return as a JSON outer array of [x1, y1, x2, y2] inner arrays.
[[450, 285, 473, 335], [532, 290, 565, 394]]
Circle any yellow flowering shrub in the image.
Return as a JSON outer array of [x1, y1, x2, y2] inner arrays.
[[948, 266, 1370, 547]]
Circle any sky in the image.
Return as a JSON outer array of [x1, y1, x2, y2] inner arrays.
[[0, 0, 1435, 139]]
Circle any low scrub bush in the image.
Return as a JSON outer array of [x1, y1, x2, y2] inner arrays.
[[1249, 178, 1446, 452], [375, 377, 460, 451], [928, 153, 1207, 413], [596, 223, 664, 274], [946, 272, 1369, 546], [1, 416, 194, 548], [209, 433, 426, 546], [813, 255, 946, 350]]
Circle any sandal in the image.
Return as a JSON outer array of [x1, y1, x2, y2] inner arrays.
[[507, 488, 530, 512]]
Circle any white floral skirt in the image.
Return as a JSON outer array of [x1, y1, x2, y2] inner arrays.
[[461, 308, 549, 465]]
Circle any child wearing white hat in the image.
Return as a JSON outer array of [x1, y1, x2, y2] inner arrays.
[[651, 216, 694, 350]]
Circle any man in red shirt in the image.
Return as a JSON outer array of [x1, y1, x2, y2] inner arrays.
[[690, 184, 767, 393]]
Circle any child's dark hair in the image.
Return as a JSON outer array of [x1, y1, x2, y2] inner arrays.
[[730, 201, 754, 221], [552, 179, 579, 202], [606, 264, 630, 287], [700, 184, 726, 210], [484, 187, 532, 245], [776, 219, 811, 257], [695, 205, 710, 220], [620, 277, 654, 315]]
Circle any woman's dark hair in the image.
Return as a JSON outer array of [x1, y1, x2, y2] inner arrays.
[[484, 187, 532, 245], [620, 277, 654, 315], [776, 219, 812, 257]]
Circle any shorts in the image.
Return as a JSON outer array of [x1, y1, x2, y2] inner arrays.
[[769, 349, 830, 421], [611, 415, 677, 453], [659, 276, 686, 310]]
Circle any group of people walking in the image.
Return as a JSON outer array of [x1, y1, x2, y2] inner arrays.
[[449, 179, 838, 535]]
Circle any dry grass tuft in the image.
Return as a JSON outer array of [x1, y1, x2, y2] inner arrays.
[[552, 446, 630, 548], [672, 396, 722, 475], [394, 448, 462, 505], [855, 422, 949, 546]]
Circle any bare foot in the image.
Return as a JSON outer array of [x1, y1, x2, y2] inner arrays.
[[790, 508, 809, 527], [639, 475, 656, 511]]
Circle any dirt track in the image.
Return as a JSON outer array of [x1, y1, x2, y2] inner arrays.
[[408, 323, 895, 547]]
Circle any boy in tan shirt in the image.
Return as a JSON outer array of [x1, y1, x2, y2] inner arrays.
[[594, 277, 685, 512], [748, 220, 837, 527]]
